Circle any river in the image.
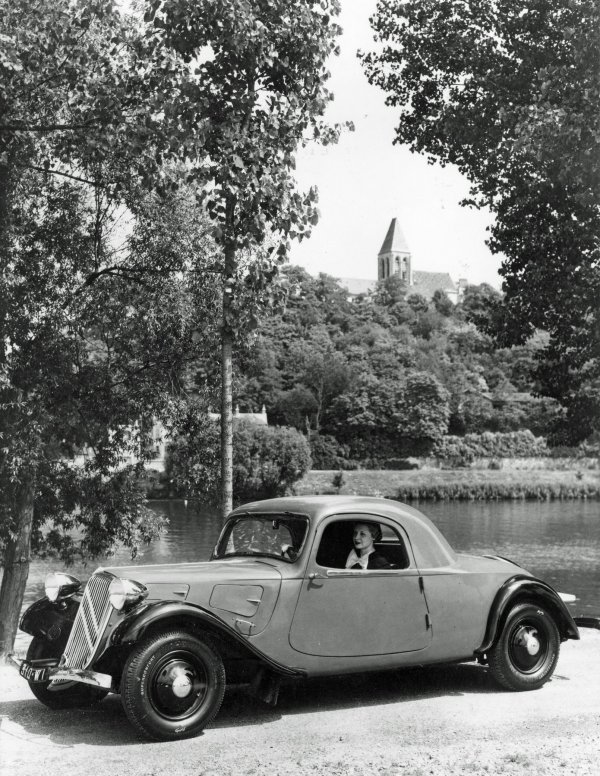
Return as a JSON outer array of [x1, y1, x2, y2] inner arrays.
[[20, 499, 599, 618]]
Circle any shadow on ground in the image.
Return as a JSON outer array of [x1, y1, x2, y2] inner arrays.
[[0, 661, 499, 747]]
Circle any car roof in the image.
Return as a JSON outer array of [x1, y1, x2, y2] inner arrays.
[[229, 495, 457, 568]]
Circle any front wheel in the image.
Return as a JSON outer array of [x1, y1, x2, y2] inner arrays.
[[488, 603, 560, 691], [121, 630, 225, 741], [26, 637, 108, 709]]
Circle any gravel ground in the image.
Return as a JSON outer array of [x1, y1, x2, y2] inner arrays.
[[1, 630, 599, 776]]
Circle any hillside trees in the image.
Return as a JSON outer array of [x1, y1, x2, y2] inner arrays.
[[362, 0, 600, 441], [235, 267, 565, 466], [152, 0, 344, 516]]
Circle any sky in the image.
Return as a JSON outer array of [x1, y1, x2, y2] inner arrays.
[[289, 0, 502, 288]]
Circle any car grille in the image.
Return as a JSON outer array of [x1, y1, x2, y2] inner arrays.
[[61, 571, 114, 670]]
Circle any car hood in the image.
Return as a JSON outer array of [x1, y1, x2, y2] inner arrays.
[[99, 558, 282, 585]]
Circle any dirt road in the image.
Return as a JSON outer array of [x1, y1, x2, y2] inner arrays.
[[1, 630, 599, 776]]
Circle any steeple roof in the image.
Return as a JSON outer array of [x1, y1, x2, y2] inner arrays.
[[378, 217, 410, 255]]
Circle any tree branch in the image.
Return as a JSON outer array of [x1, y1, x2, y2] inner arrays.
[[19, 164, 105, 187], [0, 122, 96, 132]]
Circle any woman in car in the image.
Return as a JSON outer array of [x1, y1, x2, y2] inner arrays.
[[345, 522, 391, 569]]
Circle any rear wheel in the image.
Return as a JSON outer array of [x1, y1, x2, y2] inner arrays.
[[26, 637, 108, 709], [488, 603, 560, 691], [120, 630, 225, 741]]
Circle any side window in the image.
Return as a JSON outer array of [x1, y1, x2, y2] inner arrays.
[[315, 519, 410, 569]]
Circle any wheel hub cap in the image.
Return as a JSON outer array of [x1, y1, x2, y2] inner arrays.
[[522, 631, 540, 655], [171, 670, 193, 698], [150, 653, 208, 720], [515, 626, 540, 656]]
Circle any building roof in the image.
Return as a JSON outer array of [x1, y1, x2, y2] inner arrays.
[[339, 272, 457, 300], [410, 271, 457, 299], [209, 405, 268, 425], [338, 277, 377, 296], [378, 218, 411, 256]]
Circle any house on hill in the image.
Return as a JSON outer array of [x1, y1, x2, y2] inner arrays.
[[339, 217, 467, 303]]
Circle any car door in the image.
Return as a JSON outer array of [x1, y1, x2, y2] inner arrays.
[[289, 515, 432, 657]]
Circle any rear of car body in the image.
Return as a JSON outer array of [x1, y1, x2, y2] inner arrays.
[[11, 496, 582, 740]]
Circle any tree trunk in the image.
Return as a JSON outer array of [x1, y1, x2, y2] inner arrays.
[[0, 472, 36, 660], [220, 240, 235, 521]]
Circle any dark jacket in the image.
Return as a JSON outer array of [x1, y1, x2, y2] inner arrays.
[[351, 552, 392, 570]]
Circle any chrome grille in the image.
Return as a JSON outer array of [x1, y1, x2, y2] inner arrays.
[[62, 572, 114, 670]]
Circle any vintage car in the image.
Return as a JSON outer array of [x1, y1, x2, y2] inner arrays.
[[10, 495, 589, 741]]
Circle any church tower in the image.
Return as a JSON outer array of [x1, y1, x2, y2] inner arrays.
[[378, 217, 411, 283]]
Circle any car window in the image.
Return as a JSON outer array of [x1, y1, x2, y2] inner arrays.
[[315, 519, 410, 569], [214, 514, 309, 562]]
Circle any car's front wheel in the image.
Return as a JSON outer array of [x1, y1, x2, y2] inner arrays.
[[488, 603, 560, 691], [26, 637, 108, 709], [120, 630, 225, 741]]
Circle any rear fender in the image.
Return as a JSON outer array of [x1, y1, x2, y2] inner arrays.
[[477, 575, 580, 655], [110, 600, 303, 677]]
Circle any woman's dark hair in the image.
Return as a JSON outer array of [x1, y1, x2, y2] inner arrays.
[[355, 521, 382, 543]]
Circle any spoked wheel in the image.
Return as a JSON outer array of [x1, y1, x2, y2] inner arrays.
[[121, 630, 225, 741], [26, 637, 108, 709], [488, 603, 560, 691]]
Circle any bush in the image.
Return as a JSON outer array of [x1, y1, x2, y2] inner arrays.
[[332, 471, 345, 493], [309, 434, 356, 470], [383, 458, 419, 470], [166, 417, 311, 503], [434, 431, 548, 461], [233, 423, 311, 501]]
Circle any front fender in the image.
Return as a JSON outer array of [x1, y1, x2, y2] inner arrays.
[[19, 596, 80, 652], [477, 575, 580, 654], [110, 600, 304, 677]]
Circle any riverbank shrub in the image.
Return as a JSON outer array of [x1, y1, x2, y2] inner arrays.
[[233, 423, 311, 500], [166, 418, 311, 502]]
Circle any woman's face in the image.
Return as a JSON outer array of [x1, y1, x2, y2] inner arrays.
[[353, 523, 375, 555]]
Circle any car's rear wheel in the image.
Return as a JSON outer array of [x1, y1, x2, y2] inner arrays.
[[120, 630, 225, 741], [488, 603, 560, 691], [25, 637, 108, 709]]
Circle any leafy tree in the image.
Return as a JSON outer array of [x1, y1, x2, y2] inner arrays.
[[0, 0, 204, 657], [0, 173, 216, 657], [395, 372, 450, 452], [460, 284, 503, 332], [362, 0, 600, 434], [432, 289, 454, 317], [154, 0, 344, 517]]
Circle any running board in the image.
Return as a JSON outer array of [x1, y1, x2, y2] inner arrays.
[[574, 616, 600, 630]]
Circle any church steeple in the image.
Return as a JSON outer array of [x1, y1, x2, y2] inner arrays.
[[378, 217, 412, 283]]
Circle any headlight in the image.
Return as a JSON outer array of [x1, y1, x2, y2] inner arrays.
[[45, 572, 81, 602], [108, 577, 148, 611]]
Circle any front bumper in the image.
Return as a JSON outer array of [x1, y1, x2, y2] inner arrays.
[[7, 653, 112, 690]]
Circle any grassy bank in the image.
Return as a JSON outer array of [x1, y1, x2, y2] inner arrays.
[[296, 469, 600, 500]]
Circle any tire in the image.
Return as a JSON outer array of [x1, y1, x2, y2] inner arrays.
[[26, 637, 108, 709], [488, 603, 560, 691], [120, 630, 226, 741]]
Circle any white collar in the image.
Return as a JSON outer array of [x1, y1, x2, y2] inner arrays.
[[345, 548, 374, 569]]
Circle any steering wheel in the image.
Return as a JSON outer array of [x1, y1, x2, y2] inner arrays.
[[281, 546, 297, 561]]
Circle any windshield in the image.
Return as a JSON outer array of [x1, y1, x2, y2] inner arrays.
[[214, 513, 309, 562]]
